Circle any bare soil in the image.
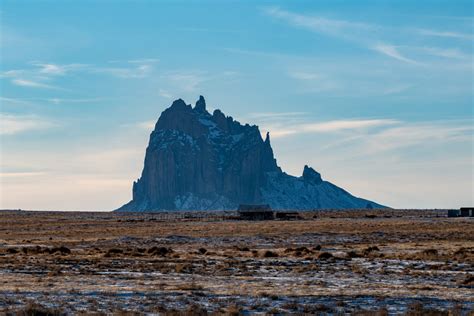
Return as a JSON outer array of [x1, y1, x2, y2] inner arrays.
[[0, 209, 472, 314]]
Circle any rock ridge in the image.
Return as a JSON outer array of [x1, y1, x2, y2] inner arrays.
[[117, 96, 385, 211]]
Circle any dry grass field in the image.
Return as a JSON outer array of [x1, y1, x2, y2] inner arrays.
[[0, 209, 472, 315]]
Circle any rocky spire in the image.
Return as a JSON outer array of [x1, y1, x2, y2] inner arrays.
[[116, 96, 386, 211], [194, 95, 206, 112], [170, 98, 187, 110], [302, 165, 322, 184], [264, 132, 270, 144]]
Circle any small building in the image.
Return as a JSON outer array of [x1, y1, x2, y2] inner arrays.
[[275, 211, 301, 220], [460, 207, 474, 217], [448, 209, 460, 217], [238, 204, 274, 220]]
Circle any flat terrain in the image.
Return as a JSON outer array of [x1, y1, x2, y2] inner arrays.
[[0, 209, 472, 315]]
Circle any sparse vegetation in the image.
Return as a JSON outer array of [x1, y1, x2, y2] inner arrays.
[[317, 252, 333, 260], [262, 250, 278, 258], [0, 209, 472, 314]]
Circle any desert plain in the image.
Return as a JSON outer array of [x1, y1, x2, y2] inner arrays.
[[0, 209, 472, 315]]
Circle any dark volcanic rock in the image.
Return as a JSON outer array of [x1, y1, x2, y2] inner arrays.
[[117, 96, 385, 211]]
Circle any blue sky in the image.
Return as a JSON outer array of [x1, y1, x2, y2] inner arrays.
[[1, 0, 473, 210]]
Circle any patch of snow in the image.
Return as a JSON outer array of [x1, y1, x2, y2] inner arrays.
[[174, 193, 236, 210], [261, 172, 376, 210]]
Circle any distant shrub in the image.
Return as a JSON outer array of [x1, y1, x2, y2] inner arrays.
[[422, 249, 438, 257], [262, 250, 278, 258], [317, 252, 333, 260], [105, 248, 123, 257], [224, 304, 242, 316], [405, 302, 448, 316], [49, 246, 71, 255], [363, 246, 380, 256], [347, 250, 362, 258], [148, 246, 172, 256], [174, 263, 192, 274], [461, 274, 474, 286], [6, 248, 18, 254], [295, 246, 310, 253], [198, 247, 207, 254]]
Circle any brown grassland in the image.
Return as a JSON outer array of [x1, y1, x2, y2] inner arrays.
[[0, 209, 472, 315]]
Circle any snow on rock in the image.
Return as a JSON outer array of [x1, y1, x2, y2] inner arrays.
[[116, 96, 385, 211]]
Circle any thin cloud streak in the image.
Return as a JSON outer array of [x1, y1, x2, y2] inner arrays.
[[159, 89, 173, 99], [0, 97, 33, 105], [92, 64, 153, 79], [263, 7, 471, 65], [1, 60, 158, 90], [0, 171, 46, 177], [288, 71, 322, 80], [418, 47, 470, 59], [416, 28, 473, 40], [363, 122, 473, 153], [372, 44, 419, 64], [11, 79, 58, 89], [0, 113, 55, 135], [248, 112, 307, 119], [31, 63, 87, 75], [263, 6, 373, 37], [262, 118, 399, 138]]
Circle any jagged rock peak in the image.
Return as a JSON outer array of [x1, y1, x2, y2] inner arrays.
[[170, 98, 188, 110], [116, 96, 386, 211], [302, 165, 322, 184], [264, 132, 270, 144], [194, 95, 206, 112]]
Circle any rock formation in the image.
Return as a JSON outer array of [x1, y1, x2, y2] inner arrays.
[[117, 96, 385, 211]]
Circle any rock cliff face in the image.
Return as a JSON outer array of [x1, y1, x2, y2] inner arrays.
[[117, 96, 385, 211]]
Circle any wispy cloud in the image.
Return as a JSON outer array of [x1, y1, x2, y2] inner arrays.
[[0, 113, 55, 135], [92, 64, 153, 79], [159, 89, 172, 99], [46, 97, 107, 105], [223, 47, 289, 59], [164, 71, 238, 93], [303, 119, 400, 132], [287, 70, 340, 92], [263, 7, 472, 65], [263, 7, 417, 63], [417, 47, 469, 59], [31, 62, 87, 75], [1, 60, 158, 90], [166, 72, 207, 92], [263, 6, 373, 38], [362, 121, 473, 153], [372, 43, 419, 64], [127, 58, 160, 64], [0, 96, 106, 105], [248, 112, 307, 119], [288, 71, 322, 80], [416, 28, 473, 40], [137, 121, 155, 130], [11, 79, 58, 89], [0, 96, 33, 105], [0, 171, 46, 177], [258, 117, 399, 138]]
